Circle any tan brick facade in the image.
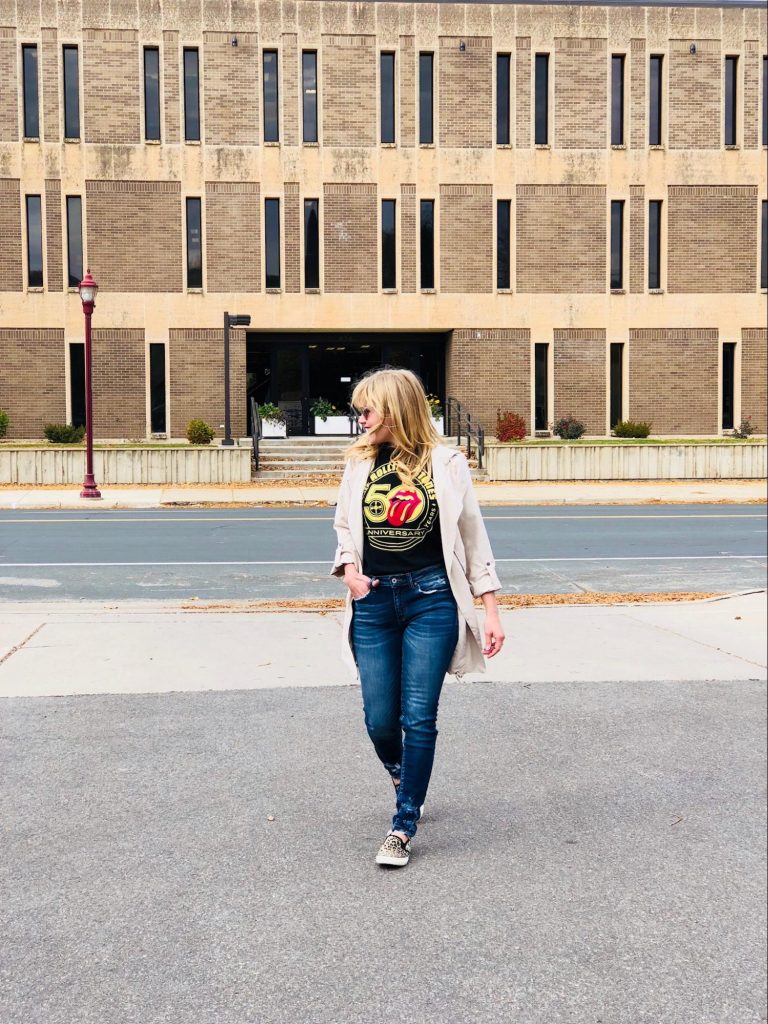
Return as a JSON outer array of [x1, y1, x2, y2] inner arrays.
[[0, 28, 18, 142], [669, 40, 721, 150], [203, 32, 260, 146], [629, 329, 719, 434], [439, 185, 493, 293], [204, 182, 261, 294], [629, 185, 645, 294], [515, 36, 531, 148], [92, 328, 145, 439], [447, 329, 531, 434], [44, 179, 62, 292], [0, 178, 22, 292], [162, 31, 180, 144], [554, 39, 607, 150], [322, 35, 376, 147], [284, 182, 301, 293], [668, 186, 758, 293], [83, 29, 141, 145], [438, 37, 492, 149], [742, 327, 767, 433], [0, 328, 66, 438], [41, 28, 59, 141], [323, 183, 377, 293], [629, 38, 645, 150], [553, 329, 607, 434], [169, 327, 246, 439]]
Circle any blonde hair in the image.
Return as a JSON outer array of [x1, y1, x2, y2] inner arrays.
[[346, 367, 442, 484]]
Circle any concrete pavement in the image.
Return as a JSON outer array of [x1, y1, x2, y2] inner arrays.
[[0, 478, 766, 508]]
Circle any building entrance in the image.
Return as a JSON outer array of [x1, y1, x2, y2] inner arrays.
[[246, 333, 447, 435]]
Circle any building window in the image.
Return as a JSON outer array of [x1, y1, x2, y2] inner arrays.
[[649, 55, 663, 145], [497, 200, 511, 289], [610, 343, 624, 429], [149, 343, 167, 434], [420, 199, 434, 289], [26, 195, 43, 287], [419, 53, 433, 145], [725, 56, 738, 146], [143, 47, 160, 141], [265, 198, 281, 289], [69, 344, 85, 428], [648, 200, 662, 289], [534, 344, 549, 432], [183, 48, 200, 141], [304, 198, 319, 289], [611, 54, 625, 145], [263, 50, 279, 143], [22, 45, 39, 139], [63, 45, 80, 139], [497, 53, 511, 145], [610, 200, 624, 289], [381, 52, 395, 144], [185, 197, 202, 288], [722, 342, 736, 431], [763, 56, 767, 146], [761, 200, 767, 289], [535, 54, 549, 145], [382, 199, 396, 289], [66, 196, 83, 288], [302, 51, 318, 143]]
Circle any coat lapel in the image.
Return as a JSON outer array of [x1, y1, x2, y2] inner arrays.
[[430, 446, 460, 571], [348, 457, 372, 561]]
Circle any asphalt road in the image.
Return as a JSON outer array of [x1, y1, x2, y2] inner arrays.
[[2, 679, 765, 1024], [0, 504, 766, 602]]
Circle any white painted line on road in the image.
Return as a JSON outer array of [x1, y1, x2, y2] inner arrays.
[[0, 555, 765, 568], [0, 512, 765, 524]]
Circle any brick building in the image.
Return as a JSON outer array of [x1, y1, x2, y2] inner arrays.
[[0, 0, 766, 440]]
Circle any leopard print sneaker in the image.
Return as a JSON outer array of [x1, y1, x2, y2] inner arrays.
[[375, 831, 412, 867]]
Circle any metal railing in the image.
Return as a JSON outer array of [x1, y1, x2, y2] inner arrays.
[[250, 397, 262, 471], [445, 397, 485, 471]]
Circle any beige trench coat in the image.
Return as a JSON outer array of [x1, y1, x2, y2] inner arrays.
[[330, 444, 502, 678]]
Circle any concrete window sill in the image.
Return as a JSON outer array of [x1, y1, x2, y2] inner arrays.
[[303, 142, 320, 148], [381, 143, 397, 149], [144, 138, 161, 145], [266, 288, 282, 294], [382, 288, 398, 294], [534, 143, 551, 150], [649, 144, 664, 151], [649, 288, 665, 294], [264, 141, 280, 148], [185, 139, 202, 146], [64, 137, 81, 143], [27, 287, 44, 293], [305, 288, 321, 294], [724, 144, 739, 150], [23, 137, 40, 143], [610, 288, 626, 295], [420, 288, 436, 294], [496, 144, 513, 150], [611, 144, 626, 150], [497, 288, 513, 294], [187, 288, 203, 294], [67, 287, 79, 293], [419, 143, 435, 149]]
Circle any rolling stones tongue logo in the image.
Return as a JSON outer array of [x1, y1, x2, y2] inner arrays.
[[363, 461, 438, 552]]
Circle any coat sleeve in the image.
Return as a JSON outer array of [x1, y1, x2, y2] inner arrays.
[[330, 460, 357, 578], [453, 453, 502, 597]]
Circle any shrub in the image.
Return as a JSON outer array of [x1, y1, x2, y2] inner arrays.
[[425, 394, 443, 419], [310, 397, 339, 422], [186, 419, 215, 444], [258, 402, 286, 425], [43, 423, 85, 443], [613, 419, 652, 439], [0, 409, 9, 439], [553, 416, 586, 440], [733, 417, 754, 439], [496, 410, 527, 442]]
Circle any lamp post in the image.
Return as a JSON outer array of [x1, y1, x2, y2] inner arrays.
[[78, 269, 101, 499], [222, 312, 251, 446]]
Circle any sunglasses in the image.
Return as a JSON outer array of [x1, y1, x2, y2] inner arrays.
[[354, 407, 376, 419]]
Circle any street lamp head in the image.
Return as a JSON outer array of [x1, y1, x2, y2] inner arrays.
[[229, 314, 251, 327], [79, 269, 99, 305]]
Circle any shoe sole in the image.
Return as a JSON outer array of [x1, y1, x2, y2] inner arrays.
[[375, 853, 410, 867]]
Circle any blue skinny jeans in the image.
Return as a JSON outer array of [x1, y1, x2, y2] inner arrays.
[[351, 563, 459, 839]]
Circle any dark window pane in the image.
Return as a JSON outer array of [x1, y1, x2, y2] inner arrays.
[[763, 57, 767, 147], [381, 52, 395, 144], [382, 199, 396, 289], [304, 199, 319, 289], [420, 199, 434, 289], [22, 45, 39, 138], [649, 55, 662, 145], [186, 197, 202, 288], [70, 343, 85, 429], [263, 50, 279, 142], [497, 200, 510, 289], [725, 56, 737, 146], [610, 343, 623, 429], [610, 200, 624, 289], [302, 51, 317, 143], [535, 54, 549, 144], [144, 47, 160, 140], [419, 53, 433, 144], [265, 198, 281, 289], [722, 343, 736, 431], [611, 54, 624, 145], [761, 200, 767, 290], [648, 200, 661, 289], [26, 195, 43, 287], [150, 343, 167, 433], [534, 344, 549, 431], [184, 48, 200, 141], [66, 196, 83, 288], [497, 54, 510, 145], [63, 46, 80, 138]]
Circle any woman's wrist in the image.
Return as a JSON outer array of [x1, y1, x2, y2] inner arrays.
[[480, 591, 500, 613]]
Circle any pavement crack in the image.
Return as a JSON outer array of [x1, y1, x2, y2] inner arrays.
[[0, 623, 46, 666], [619, 610, 768, 670]]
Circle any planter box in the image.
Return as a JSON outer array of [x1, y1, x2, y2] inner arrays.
[[483, 441, 767, 482], [314, 415, 353, 436], [433, 416, 444, 435], [261, 420, 286, 438]]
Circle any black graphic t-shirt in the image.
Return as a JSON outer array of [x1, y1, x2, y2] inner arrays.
[[362, 444, 444, 576]]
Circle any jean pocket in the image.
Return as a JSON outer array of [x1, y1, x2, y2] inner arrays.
[[416, 574, 451, 595]]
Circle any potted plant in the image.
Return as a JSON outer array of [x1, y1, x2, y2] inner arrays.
[[426, 394, 444, 435], [311, 397, 350, 435], [258, 402, 287, 438]]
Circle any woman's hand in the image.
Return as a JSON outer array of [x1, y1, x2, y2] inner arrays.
[[343, 565, 379, 600], [481, 607, 505, 658]]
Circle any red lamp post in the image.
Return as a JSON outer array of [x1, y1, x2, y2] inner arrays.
[[78, 269, 101, 499]]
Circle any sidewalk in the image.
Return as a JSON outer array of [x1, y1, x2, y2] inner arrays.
[[0, 478, 765, 508]]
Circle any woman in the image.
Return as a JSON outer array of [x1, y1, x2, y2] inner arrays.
[[331, 367, 505, 867]]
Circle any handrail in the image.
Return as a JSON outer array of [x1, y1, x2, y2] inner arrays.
[[250, 396, 262, 471], [348, 405, 362, 436], [445, 397, 485, 471]]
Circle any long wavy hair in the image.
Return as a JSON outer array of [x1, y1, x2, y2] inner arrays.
[[346, 367, 442, 485]]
